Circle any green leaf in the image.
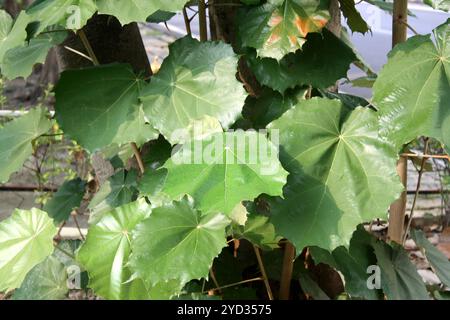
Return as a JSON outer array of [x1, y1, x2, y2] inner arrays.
[[55, 64, 150, 152], [411, 229, 450, 287], [96, 0, 187, 25], [242, 87, 306, 129], [2, 30, 67, 79], [140, 37, 247, 145], [26, 0, 97, 32], [147, 10, 176, 23], [44, 178, 86, 224], [161, 131, 288, 216], [77, 200, 152, 300], [12, 255, 68, 300], [88, 169, 139, 224], [129, 198, 229, 288], [0, 10, 13, 41], [331, 226, 380, 300], [238, 0, 330, 61], [234, 213, 281, 250], [138, 168, 170, 207], [268, 98, 403, 251], [115, 105, 159, 148], [0, 107, 52, 183], [373, 240, 430, 300], [0, 208, 57, 292], [298, 268, 330, 300], [241, 0, 262, 5], [340, 27, 375, 75], [320, 90, 370, 110], [338, 0, 369, 34], [423, 0, 450, 12], [246, 29, 356, 93], [0, 11, 30, 63], [373, 20, 450, 154]]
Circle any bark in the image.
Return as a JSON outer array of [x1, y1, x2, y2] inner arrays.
[[3, 0, 21, 17], [56, 14, 151, 77], [327, 0, 342, 93], [208, 0, 262, 97], [327, 0, 342, 37]]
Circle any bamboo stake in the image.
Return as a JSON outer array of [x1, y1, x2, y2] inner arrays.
[[198, 0, 208, 41], [279, 242, 295, 300], [387, 0, 409, 244]]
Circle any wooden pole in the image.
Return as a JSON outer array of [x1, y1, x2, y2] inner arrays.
[[388, 156, 408, 243], [279, 242, 295, 300], [198, 0, 208, 42], [387, 0, 409, 243]]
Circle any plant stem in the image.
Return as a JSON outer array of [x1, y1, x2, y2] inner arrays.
[[78, 29, 99, 65], [53, 241, 76, 260], [198, 0, 208, 41], [209, 267, 221, 294], [56, 221, 67, 240], [72, 211, 85, 241], [183, 7, 192, 36], [401, 153, 449, 161], [63, 45, 94, 62], [402, 138, 430, 244], [279, 242, 295, 300], [131, 142, 145, 174], [204, 277, 264, 293], [253, 245, 274, 300], [399, 20, 419, 36]]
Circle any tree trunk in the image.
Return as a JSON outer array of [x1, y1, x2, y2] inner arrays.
[[209, 0, 262, 97], [57, 14, 151, 77]]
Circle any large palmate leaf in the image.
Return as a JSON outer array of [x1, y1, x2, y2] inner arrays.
[[140, 37, 247, 145], [2, 30, 67, 79], [161, 131, 288, 216], [246, 29, 356, 93], [129, 198, 229, 288], [77, 200, 152, 300], [338, 0, 370, 34], [238, 0, 330, 61], [268, 98, 402, 251], [0, 11, 29, 63], [55, 64, 155, 152], [411, 229, 450, 287], [310, 226, 381, 299], [0, 107, 52, 183], [13, 255, 68, 300], [242, 87, 306, 129], [26, 0, 97, 32], [373, 241, 430, 300], [88, 169, 139, 224], [96, 0, 187, 25], [0, 208, 57, 292], [423, 0, 450, 11], [115, 105, 158, 147], [44, 178, 86, 224], [234, 213, 281, 250], [373, 20, 450, 154]]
